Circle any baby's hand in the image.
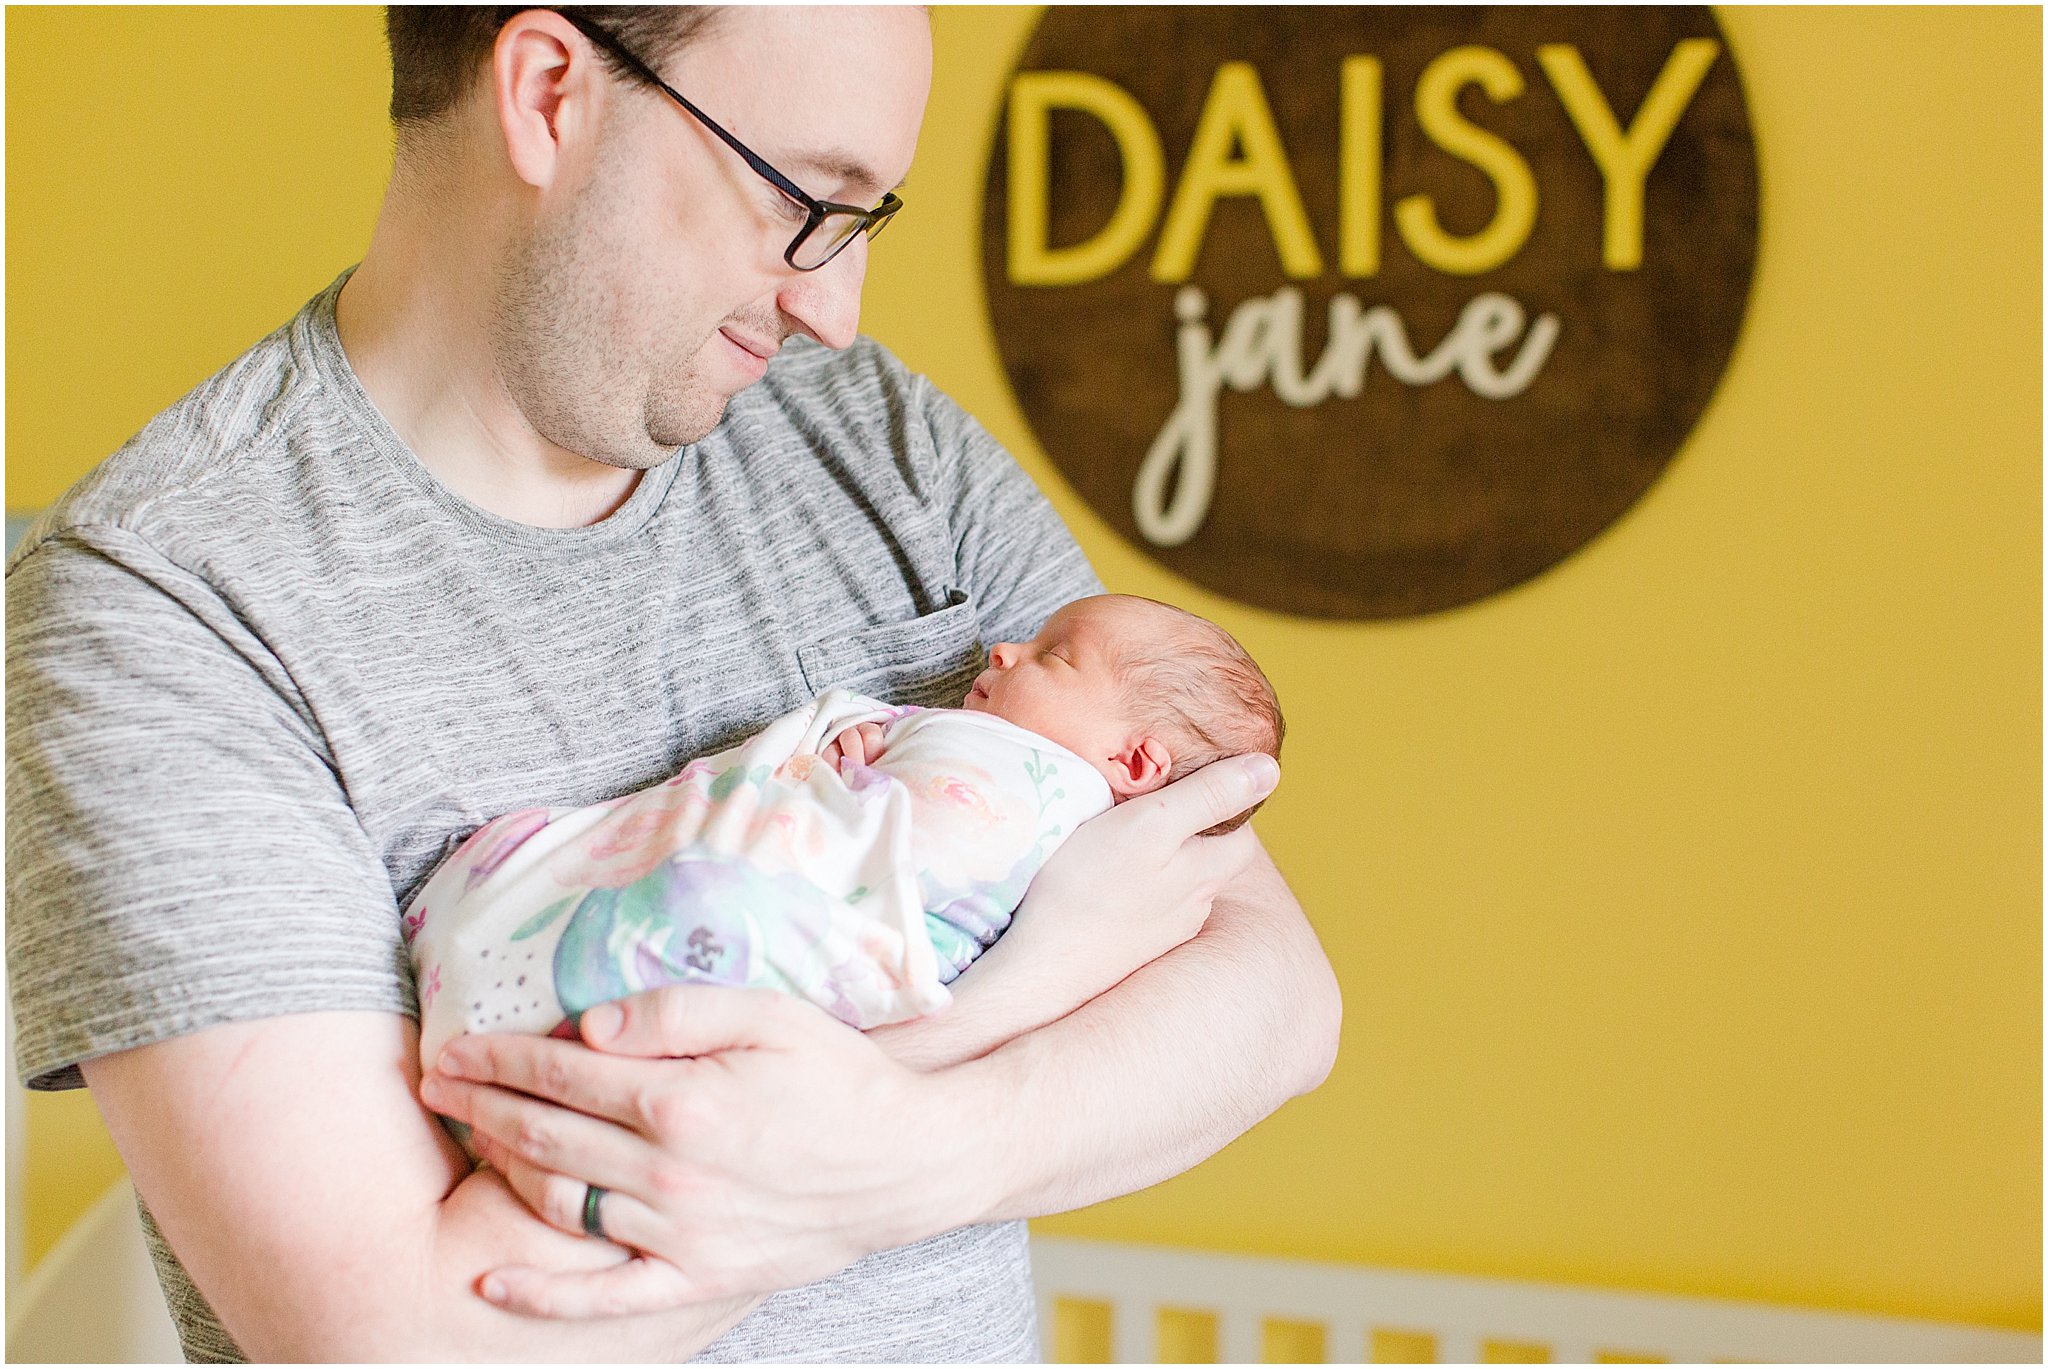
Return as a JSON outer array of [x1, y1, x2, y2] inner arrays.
[[819, 721, 889, 771]]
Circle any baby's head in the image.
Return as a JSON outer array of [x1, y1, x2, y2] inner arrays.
[[961, 594, 1283, 833]]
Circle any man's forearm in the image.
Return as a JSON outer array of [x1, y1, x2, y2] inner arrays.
[[865, 921, 1082, 1071], [941, 848, 1341, 1222], [83, 1014, 763, 1362]]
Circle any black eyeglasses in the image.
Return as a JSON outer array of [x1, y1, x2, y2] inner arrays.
[[550, 9, 903, 272]]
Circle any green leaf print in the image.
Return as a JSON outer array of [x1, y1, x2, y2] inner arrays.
[[708, 764, 772, 801], [509, 894, 577, 942], [1024, 750, 1065, 818]]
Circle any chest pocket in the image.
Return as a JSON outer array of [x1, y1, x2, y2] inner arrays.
[[797, 589, 985, 709]]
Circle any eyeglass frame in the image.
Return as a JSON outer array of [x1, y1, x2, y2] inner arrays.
[[539, 8, 904, 272]]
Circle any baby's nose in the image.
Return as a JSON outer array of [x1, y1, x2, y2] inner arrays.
[[989, 642, 1020, 668]]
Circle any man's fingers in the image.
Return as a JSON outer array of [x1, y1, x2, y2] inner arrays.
[[422, 1072, 650, 1186], [485, 1146, 673, 1255], [434, 1032, 655, 1124], [1146, 752, 1280, 844], [481, 1254, 705, 1320], [578, 983, 809, 1060], [470, 1127, 519, 1176], [487, 1148, 618, 1239]]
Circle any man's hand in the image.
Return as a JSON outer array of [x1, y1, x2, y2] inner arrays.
[[422, 986, 982, 1318], [427, 749, 1284, 1315]]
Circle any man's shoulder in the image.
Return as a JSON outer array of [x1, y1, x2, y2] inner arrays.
[[10, 294, 349, 576]]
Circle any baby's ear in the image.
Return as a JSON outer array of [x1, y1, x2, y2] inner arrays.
[[1109, 736, 1174, 799]]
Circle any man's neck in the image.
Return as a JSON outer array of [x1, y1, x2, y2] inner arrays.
[[333, 188, 642, 530]]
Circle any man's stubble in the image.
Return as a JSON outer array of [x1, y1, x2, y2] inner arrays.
[[490, 135, 737, 472]]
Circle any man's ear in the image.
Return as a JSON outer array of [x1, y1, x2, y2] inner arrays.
[[1108, 736, 1174, 799], [492, 11, 598, 189]]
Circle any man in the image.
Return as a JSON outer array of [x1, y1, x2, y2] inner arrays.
[[7, 6, 1341, 1360]]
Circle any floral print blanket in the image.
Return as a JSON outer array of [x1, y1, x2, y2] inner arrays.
[[407, 687, 1111, 1068]]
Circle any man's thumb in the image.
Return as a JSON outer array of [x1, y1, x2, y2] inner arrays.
[[1166, 752, 1279, 840]]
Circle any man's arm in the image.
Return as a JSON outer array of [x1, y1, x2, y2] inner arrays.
[[955, 840, 1338, 1214], [863, 822, 1304, 1076], [874, 837, 1331, 1189], [81, 1009, 763, 1361], [9, 533, 765, 1358]]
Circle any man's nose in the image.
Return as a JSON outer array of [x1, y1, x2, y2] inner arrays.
[[775, 232, 867, 351]]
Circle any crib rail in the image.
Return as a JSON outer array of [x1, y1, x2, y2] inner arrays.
[[10, 1185, 2039, 1365], [1029, 1236, 2042, 1364]]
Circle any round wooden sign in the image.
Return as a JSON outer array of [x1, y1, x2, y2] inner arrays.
[[982, 7, 1759, 619]]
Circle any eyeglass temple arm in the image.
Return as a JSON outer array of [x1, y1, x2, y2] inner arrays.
[[552, 9, 823, 213]]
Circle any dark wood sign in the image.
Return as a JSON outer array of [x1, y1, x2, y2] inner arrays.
[[982, 7, 1759, 619]]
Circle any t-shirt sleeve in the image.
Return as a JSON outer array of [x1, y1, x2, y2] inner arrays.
[[6, 528, 411, 1091], [910, 373, 1107, 646]]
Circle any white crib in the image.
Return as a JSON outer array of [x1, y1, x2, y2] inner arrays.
[[1029, 1236, 2043, 1364], [7, 1183, 2040, 1363]]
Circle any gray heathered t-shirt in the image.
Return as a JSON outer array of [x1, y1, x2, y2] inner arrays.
[[6, 273, 1103, 1362]]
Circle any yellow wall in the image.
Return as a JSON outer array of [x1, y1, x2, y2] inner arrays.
[[8, 4, 2039, 1333]]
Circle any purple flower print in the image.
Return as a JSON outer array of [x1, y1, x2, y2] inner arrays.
[[840, 761, 894, 803]]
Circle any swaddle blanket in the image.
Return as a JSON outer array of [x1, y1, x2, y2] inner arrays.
[[407, 687, 1113, 1067]]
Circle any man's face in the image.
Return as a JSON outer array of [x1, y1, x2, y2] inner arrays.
[[493, 7, 932, 469]]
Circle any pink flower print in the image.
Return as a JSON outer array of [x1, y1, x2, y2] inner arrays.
[[554, 789, 708, 888], [853, 921, 911, 989], [401, 904, 428, 945], [898, 762, 1030, 884], [666, 759, 714, 788], [763, 809, 804, 863], [420, 962, 442, 1010], [459, 808, 553, 891], [925, 774, 1000, 827]]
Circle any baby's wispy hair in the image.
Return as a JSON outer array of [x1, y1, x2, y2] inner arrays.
[[1105, 596, 1283, 835]]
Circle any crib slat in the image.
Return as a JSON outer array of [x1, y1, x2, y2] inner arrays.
[[1219, 1311, 1264, 1363], [1327, 1316, 1371, 1363], [1436, 1328, 1484, 1363], [1111, 1299, 1152, 1363]]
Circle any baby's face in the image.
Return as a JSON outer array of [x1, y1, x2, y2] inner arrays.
[[963, 596, 1166, 797]]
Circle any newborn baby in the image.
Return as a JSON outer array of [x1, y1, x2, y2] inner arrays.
[[405, 594, 1282, 1068]]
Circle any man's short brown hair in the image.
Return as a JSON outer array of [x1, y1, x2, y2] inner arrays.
[[384, 6, 720, 127]]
